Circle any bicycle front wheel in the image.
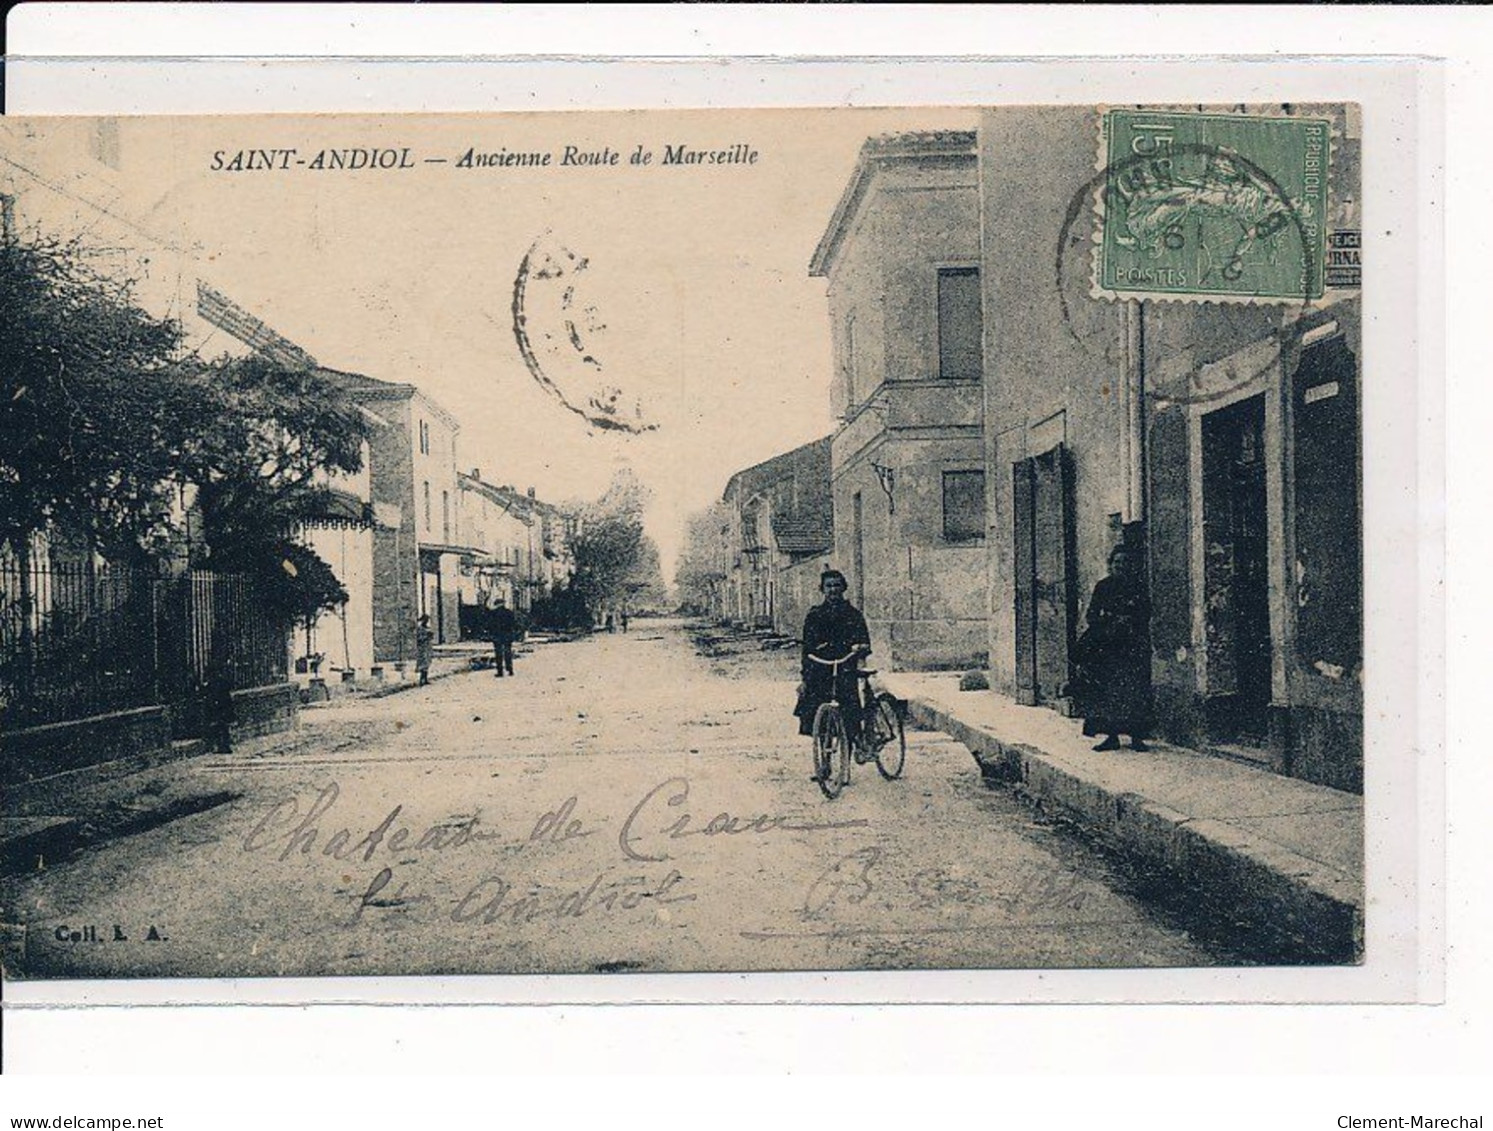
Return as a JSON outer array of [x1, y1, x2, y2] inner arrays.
[[872, 693, 906, 780], [812, 703, 850, 800]]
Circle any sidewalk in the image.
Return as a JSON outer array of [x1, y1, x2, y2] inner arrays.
[[0, 727, 291, 873], [1, 639, 552, 870], [880, 671, 1363, 962], [298, 640, 518, 704]]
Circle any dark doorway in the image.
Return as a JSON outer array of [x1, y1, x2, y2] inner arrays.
[[1291, 334, 1362, 680], [420, 550, 446, 644], [1201, 394, 1271, 742], [1013, 445, 1077, 706]]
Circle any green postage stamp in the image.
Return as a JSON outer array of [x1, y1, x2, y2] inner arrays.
[[1097, 109, 1332, 301]]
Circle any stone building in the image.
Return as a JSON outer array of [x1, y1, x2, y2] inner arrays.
[[457, 475, 571, 634], [719, 437, 833, 636], [321, 370, 471, 662], [770, 507, 836, 641], [809, 131, 988, 670], [978, 105, 1363, 790]]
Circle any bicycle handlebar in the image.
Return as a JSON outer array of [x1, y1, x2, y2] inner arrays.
[[807, 646, 869, 666]]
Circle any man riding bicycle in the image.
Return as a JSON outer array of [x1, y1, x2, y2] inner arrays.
[[794, 569, 873, 742]]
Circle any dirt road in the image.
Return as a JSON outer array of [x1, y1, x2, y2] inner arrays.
[[5, 620, 1228, 978]]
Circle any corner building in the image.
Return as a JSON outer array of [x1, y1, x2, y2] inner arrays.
[[810, 131, 989, 671], [322, 370, 472, 664]]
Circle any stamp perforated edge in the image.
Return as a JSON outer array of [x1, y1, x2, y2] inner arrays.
[[1088, 104, 1354, 308]]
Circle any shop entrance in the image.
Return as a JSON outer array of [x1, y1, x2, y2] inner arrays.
[[1012, 444, 1076, 707], [1201, 394, 1272, 742]]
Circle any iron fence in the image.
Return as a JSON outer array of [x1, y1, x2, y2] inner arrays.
[[1, 559, 288, 730]]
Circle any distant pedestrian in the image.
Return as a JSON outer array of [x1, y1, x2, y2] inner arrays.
[[620, 610, 629, 633], [202, 660, 235, 754], [415, 615, 434, 686], [1071, 544, 1153, 751], [605, 612, 615, 634], [489, 597, 520, 678]]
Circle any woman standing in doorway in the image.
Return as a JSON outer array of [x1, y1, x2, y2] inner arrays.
[[1072, 543, 1153, 751]]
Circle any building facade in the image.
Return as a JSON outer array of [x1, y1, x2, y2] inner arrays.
[[293, 436, 376, 681], [457, 475, 571, 634], [719, 437, 833, 636], [810, 131, 988, 670], [322, 370, 471, 662], [978, 106, 1363, 791]]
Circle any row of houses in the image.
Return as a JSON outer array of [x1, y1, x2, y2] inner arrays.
[[704, 107, 1363, 794], [299, 364, 574, 681], [1, 117, 575, 701]]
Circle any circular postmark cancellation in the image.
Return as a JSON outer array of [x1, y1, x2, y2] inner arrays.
[[511, 231, 658, 435], [1094, 109, 1332, 303], [1054, 107, 1355, 407]]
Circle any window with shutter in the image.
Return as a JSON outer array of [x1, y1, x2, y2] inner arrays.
[[942, 470, 986, 542], [937, 267, 982, 381]]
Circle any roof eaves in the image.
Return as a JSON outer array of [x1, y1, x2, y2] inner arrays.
[[808, 130, 978, 279]]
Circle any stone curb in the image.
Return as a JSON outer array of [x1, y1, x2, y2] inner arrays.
[[901, 691, 1363, 963]]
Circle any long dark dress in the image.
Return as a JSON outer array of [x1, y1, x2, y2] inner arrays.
[[1073, 573, 1153, 738], [794, 599, 871, 736]]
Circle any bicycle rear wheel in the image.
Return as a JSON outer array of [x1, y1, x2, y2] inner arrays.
[[812, 703, 850, 800], [872, 693, 906, 780]]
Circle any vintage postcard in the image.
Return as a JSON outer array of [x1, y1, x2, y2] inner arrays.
[[0, 102, 1379, 989]]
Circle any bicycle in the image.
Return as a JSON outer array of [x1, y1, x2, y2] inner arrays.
[[806, 648, 907, 800]]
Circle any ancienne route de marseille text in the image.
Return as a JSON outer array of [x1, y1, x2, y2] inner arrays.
[[209, 144, 760, 173]]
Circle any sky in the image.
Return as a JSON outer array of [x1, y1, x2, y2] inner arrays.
[[2, 107, 978, 578]]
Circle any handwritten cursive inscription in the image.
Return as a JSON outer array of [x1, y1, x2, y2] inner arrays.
[[739, 850, 1099, 939], [452, 869, 695, 927], [242, 782, 503, 863], [617, 776, 870, 862], [803, 846, 882, 919]]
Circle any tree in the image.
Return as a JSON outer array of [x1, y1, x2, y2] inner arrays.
[[259, 541, 350, 631], [567, 508, 645, 615], [2, 232, 208, 709], [674, 503, 733, 616], [1, 231, 202, 561], [1, 229, 369, 634], [183, 353, 369, 625], [620, 534, 670, 613], [562, 468, 668, 624]]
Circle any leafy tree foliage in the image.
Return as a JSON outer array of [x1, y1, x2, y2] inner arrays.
[[184, 354, 369, 622], [0, 232, 200, 559], [1, 229, 367, 627], [561, 468, 669, 625], [674, 503, 733, 616], [254, 539, 351, 628]]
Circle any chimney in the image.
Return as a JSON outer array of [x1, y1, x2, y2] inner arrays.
[[472, 467, 481, 480], [527, 486, 536, 499]]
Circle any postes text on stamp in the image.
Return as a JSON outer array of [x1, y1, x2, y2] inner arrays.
[[1096, 109, 1331, 302]]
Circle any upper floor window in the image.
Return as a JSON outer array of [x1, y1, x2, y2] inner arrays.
[[423, 481, 432, 532], [418, 419, 430, 455], [942, 469, 986, 541], [442, 490, 451, 542], [1, 193, 15, 244], [937, 267, 982, 381]]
